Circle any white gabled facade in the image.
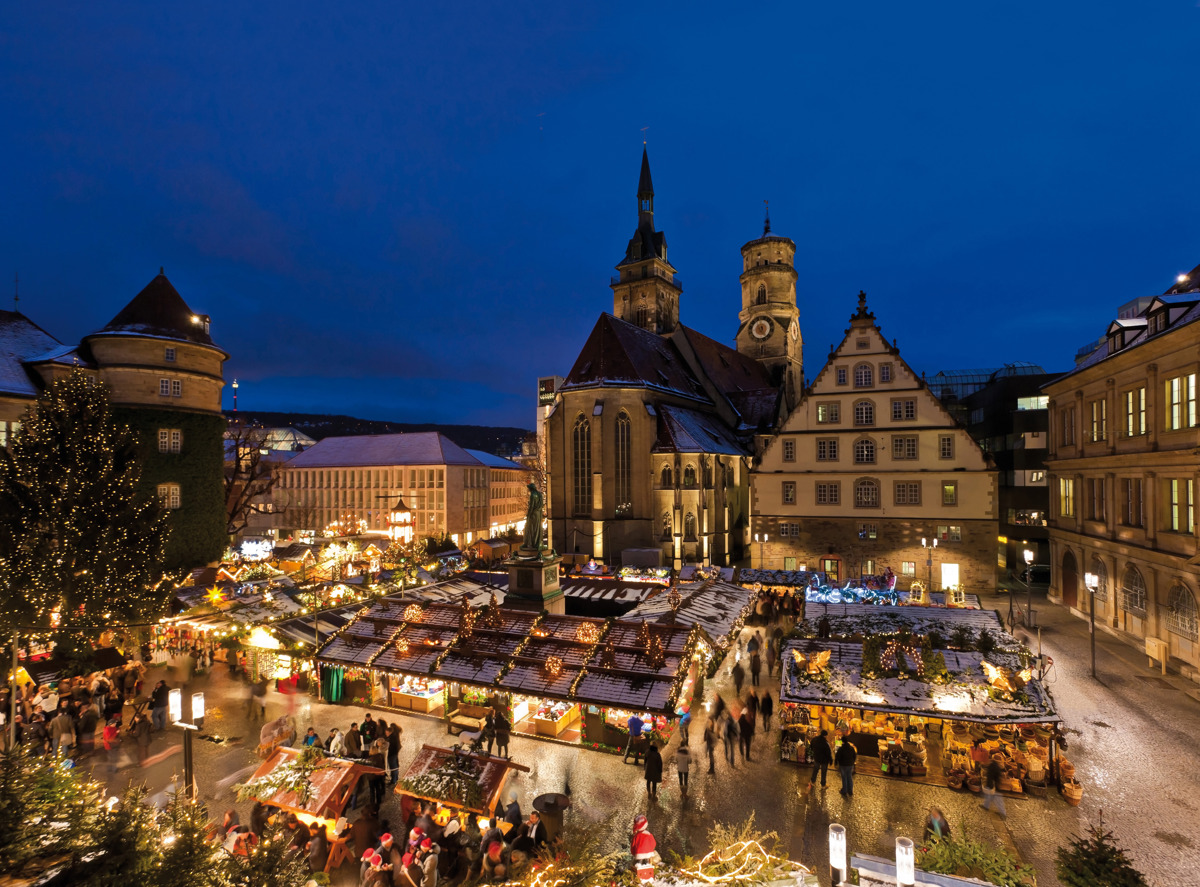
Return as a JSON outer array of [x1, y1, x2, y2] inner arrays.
[[751, 291, 998, 591]]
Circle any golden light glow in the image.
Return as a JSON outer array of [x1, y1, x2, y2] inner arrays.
[[575, 623, 599, 644], [403, 604, 423, 622], [206, 585, 225, 605]]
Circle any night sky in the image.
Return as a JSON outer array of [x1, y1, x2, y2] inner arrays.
[[4, 3, 1200, 429]]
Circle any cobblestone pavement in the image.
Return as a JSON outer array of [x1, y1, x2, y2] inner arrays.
[[77, 595, 1200, 887]]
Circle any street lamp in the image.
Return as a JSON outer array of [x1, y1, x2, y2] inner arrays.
[[829, 823, 847, 886], [921, 537, 937, 591], [754, 532, 768, 570], [170, 689, 203, 799], [1084, 571, 1099, 679], [1023, 547, 1035, 627], [895, 837, 916, 887]]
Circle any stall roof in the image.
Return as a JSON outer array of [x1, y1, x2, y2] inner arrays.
[[778, 638, 1057, 725], [399, 745, 525, 815], [462, 572, 659, 607], [248, 747, 383, 821], [805, 602, 1005, 639], [624, 579, 753, 647]]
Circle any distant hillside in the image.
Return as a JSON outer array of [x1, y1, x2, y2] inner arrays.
[[228, 411, 532, 456]]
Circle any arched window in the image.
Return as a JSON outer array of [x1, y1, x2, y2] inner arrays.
[[684, 512, 697, 541], [661, 511, 673, 539], [636, 306, 648, 328], [683, 464, 697, 486], [1121, 565, 1146, 613], [756, 284, 767, 305], [615, 412, 632, 516], [854, 478, 880, 508], [1090, 556, 1108, 601], [1167, 584, 1199, 641], [572, 416, 591, 516], [854, 438, 876, 464], [661, 465, 673, 488], [854, 363, 873, 388], [854, 400, 875, 426]]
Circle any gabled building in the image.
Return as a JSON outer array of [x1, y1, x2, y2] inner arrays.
[[1044, 264, 1200, 677], [752, 292, 998, 591], [0, 271, 228, 569], [546, 150, 794, 568]]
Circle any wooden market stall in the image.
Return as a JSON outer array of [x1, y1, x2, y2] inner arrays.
[[396, 744, 528, 827], [777, 604, 1064, 799]]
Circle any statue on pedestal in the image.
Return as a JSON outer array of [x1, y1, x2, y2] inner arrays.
[[521, 483, 544, 555]]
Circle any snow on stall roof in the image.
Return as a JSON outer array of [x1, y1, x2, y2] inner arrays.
[[625, 580, 753, 645], [807, 602, 1002, 638], [778, 638, 1056, 724]]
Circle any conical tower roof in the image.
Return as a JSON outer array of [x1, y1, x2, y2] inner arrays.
[[638, 146, 654, 198], [91, 270, 218, 347]]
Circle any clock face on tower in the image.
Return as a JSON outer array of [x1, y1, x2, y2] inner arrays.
[[750, 318, 772, 341], [789, 320, 799, 341]]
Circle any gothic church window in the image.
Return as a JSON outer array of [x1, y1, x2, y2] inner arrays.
[[662, 512, 673, 539], [615, 412, 632, 516], [684, 512, 697, 541], [572, 416, 591, 516], [684, 465, 697, 486], [661, 465, 673, 488]]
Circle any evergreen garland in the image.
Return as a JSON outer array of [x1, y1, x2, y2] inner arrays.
[[1055, 813, 1149, 887]]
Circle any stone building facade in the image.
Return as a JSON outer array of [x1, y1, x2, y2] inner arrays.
[[752, 293, 998, 592], [1044, 271, 1200, 676]]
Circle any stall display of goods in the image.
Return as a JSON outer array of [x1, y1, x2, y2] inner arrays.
[[460, 687, 491, 706], [532, 700, 581, 737], [388, 676, 447, 713], [943, 721, 1056, 796], [395, 676, 445, 697], [605, 708, 668, 735]]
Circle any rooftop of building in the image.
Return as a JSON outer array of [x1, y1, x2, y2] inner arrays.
[[89, 270, 222, 350]]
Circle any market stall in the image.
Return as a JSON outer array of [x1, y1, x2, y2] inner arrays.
[[244, 746, 384, 828], [777, 605, 1062, 797], [396, 744, 528, 823]]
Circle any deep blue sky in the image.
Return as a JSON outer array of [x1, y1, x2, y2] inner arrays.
[[4, 3, 1199, 429]]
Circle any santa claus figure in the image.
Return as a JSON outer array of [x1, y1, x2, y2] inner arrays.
[[631, 814, 658, 880]]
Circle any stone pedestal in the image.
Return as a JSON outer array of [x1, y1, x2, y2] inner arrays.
[[505, 551, 564, 614]]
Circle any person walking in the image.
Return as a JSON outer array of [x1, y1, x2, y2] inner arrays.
[[386, 723, 402, 786], [483, 710, 496, 756], [745, 691, 759, 728], [703, 720, 717, 774], [731, 661, 745, 695], [50, 708, 75, 757], [737, 709, 754, 762], [760, 691, 774, 732], [643, 742, 663, 800], [722, 713, 738, 767], [981, 754, 1007, 818], [749, 651, 762, 687], [623, 712, 645, 764], [494, 711, 511, 759], [807, 730, 833, 789], [675, 741, 692, 796], [923, 807, 951, 843], [835, 736, 858, 797], [345, 722, 363, 759], [132, 712, 152, 766], [766, 637, 777, 677], [76, 701, 98, 758], [102, 718, 121, 773]]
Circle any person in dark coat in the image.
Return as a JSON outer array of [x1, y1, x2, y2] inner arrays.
[[76, 702, 99, 757], [131, 712, 152, 765], [308, 823, 330, 872], [643, 742, 663, 799], [737, 710, 754, 762], [703, 720, 717, 774], [808, 729, 833, 788], [722, 713, 738, 767], [731, 661, 745, 695], [345, 722, 364, 758], [353, 805, 382, 857], [250, 801, 270, 837], [835, 737, 858, 797], [501, 791, 522, 840], [749, 652, 762, 687], [745, 691, 759, 726], [361, 712, 379, 744], [386, 723, 402, 786], [494, 711, 511, 758], [150, 680, 170, 731], [759, 692, 774, 732]]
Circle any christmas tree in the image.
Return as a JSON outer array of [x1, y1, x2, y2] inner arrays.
[[0, 368, 170, 650], [1056, 813, 1148, 887]]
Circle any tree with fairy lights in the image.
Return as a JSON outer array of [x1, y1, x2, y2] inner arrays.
[[0, 368, 170, 653]]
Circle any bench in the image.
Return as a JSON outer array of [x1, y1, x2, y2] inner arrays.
[[448, 710, 487, 735]]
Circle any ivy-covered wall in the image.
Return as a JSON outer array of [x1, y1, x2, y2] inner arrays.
[[117, 408, 226, 570]]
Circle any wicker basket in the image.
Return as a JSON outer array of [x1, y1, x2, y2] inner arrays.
[[1059, 759, 1075, 780], [1062, 777, 1083, 806], [1022, 777, 1047, 797], [967, 775, 982, 793]]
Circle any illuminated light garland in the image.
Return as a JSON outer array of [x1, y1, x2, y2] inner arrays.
[[396, 637, 410, 656], [403, 604, 423, 623], [675, 839, 815, 884], [667, 586, 683, 613], [544, 655, 563, 678], [575, 622, 599, 644]]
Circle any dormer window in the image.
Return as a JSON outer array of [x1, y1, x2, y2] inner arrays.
[[1149, 311, 1167, 335]]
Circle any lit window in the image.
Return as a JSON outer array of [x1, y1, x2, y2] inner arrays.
[[1125, 388, 1146, 437], [1016, 395, 1048, 410], [937, 524, 962, 542], [1166, 373, 1196, 430], [1168, 478, 1194, 533], [1059, 477, 1075, 517], [158, 429, 182, 453], [157, 484, 181, 510], [942, 482, 958, 506], [1090, 399, 1107, 442], [901, 561, 916, 576], [817, 403, 840, 424], [858, 523, 877, 540]]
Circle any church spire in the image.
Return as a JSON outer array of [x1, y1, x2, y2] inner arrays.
[[763, 199, 771, 236], [637, 146, 654, 223]]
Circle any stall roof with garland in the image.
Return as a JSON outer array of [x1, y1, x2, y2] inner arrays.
[[624, 579, 754, 648], [314, 594, 699, 715], [805, 602, 1003, 639]]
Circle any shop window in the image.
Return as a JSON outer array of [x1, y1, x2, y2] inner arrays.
[[1167, 585, 1199, 641], [1121, 565, 1146, 613]]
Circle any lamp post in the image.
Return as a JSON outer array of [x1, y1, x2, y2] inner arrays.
[[921, 537, 937, 591], [754, 532, 768, 570], [170, 689, 204, 799], [895, 837, 916, 887], [1023, 547, 1035, 627], [829, 823, 847, 886], [1084, 571, 1099, 679]]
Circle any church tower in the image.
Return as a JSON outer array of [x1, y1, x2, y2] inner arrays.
[[736, 205, 802, 411], [611, 147, 682, 334]]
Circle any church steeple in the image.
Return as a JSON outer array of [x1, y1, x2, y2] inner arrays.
[[611, 147, 681, 334], [637, 146, 654, 225]]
